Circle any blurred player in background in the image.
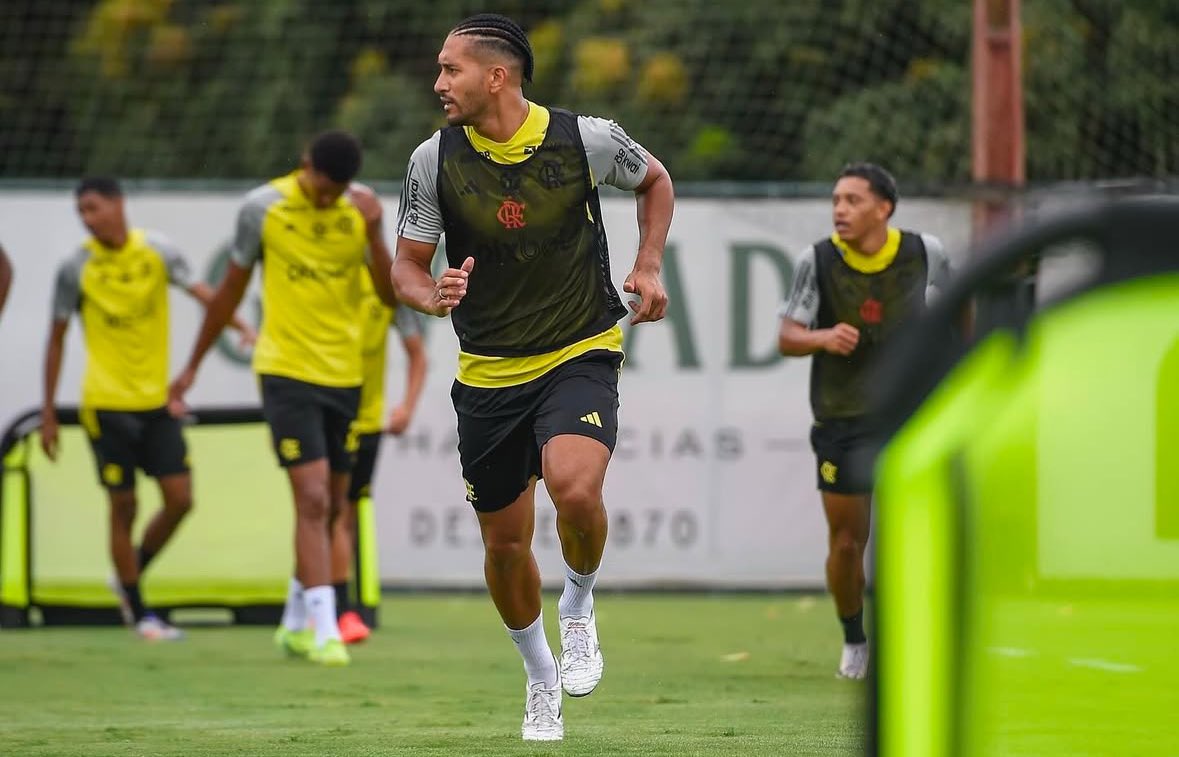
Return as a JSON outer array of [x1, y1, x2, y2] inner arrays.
[[41, 177, 255, 640], [392, 14, 674, 741], [168, 131, 398, 667], [0, 242, 12, 320], [332, 272, 427, 644], [777, 162, 950, 680]]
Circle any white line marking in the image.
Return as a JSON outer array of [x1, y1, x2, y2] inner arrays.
[[1067, 658, 1142, 674], [987, 646, 1036, 658]]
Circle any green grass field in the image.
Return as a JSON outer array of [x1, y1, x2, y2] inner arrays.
[[0, 594, 867, 756]]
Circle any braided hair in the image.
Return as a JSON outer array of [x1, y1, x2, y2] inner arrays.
[[451, 13, 534, 83]]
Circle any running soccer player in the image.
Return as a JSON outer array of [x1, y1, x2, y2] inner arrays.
[[778, 162, 950, 680], [392, 14, 674, 740]]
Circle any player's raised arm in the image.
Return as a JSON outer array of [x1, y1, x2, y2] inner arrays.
[[349, 182, 400, 309], [624, 152, 673, 325], [169, 261, 252, 414], [148, 231, 257, 348], [169, 193, 264, 414], [776, 245, 859, 357], [389, 133, 472, 316], [779, 318, 859, 357], [186, 279, 257, 348], [579, 115, 673, 325], [393, 236, 472, 317]]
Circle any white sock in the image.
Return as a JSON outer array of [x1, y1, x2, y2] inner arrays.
[[507, 612, 558, 688], [304, 585, 340, 645], [558, 564, 598, 619], [280, 577, 305, 631]]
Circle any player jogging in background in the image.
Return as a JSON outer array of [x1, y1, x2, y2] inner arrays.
[[41, 176, 255, 641], [777, 162, 950, 680], [332, 272, 427, 644], [392, 14, 674, 741], [168, 131, 399, 667]]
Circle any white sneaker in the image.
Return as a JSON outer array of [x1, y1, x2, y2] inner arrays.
[[559, 611, 604, 697], [837, 642, 869, 679], [521, 665, 563, 741], [136, 614, 184, 641], [106, 576, 134, 627]]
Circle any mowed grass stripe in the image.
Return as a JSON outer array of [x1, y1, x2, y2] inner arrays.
[[0, 594, 866, 756]]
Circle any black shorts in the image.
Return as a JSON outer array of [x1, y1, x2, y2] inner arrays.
[[810, 417, 878, 495], [259, 374, 360, 472], [347, 432, 383, 502], [81, 406, 189, 491], [452, 351, 622, 513]]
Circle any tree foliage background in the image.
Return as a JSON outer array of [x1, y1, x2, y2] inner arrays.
[[1, 0, 1175, 183]]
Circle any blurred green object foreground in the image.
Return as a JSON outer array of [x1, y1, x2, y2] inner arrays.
[[874, 196, 1179, 757]]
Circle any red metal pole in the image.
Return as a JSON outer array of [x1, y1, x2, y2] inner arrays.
[[972, 0, 1025, 239]]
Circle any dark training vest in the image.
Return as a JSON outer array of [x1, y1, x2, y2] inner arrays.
[[811, 231, 929, 420], [437, 108, 627, 357]]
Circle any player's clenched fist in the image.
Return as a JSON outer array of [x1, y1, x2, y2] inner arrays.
[[430, 256, 474, 316], [823, 323, 860, 356]]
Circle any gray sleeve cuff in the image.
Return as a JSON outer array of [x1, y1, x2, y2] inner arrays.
[[230, 186, 275, 267], [146, 231, 193, 288], [579, 116, 650, 190], [396, 134, 444, 244], [780, 246, 820, 324], [51, 255, 82, 321], [921, 233, 952, 295]]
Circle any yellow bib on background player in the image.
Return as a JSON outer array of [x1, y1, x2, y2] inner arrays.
[[52, 229, 191, 410], [248, 173, 369, 387]]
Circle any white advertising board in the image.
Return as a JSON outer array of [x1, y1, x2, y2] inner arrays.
[[0, 190, 970, 588]]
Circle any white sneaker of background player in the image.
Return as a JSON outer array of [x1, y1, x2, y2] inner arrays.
[[837, 642, 869, 680], [559, 611, 604, 696], [521, 663, 563, 741], [136, 614, 184, 642]]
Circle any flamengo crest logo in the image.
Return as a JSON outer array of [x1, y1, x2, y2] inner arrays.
[[859, 298, 883, 324], [497, 198, 527, 229]]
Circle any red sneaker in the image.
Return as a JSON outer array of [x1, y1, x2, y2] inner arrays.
[[338, 610, 371, 644]]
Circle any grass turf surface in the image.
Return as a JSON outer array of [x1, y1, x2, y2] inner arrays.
[[0, 594, 866, 756]]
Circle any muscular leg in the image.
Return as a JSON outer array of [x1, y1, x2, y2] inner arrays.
[[477, 480, 541, 630], [543, 435, 610, 576], [287, 459, 333, 587], [821, 491, 872, 628], [543, 433, 610, 697], [107, 488, 139, 584], [107, 487, 154, 624], [478, 479, 558, 690], [285, 459, 344, 647], [138, 472, 194, 571]]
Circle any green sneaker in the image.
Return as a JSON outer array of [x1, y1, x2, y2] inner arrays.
[[274, 627, 314, 659], [308, 638, 351, 667]]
